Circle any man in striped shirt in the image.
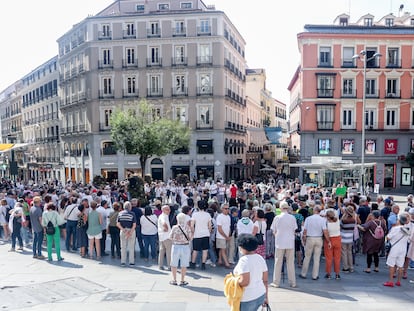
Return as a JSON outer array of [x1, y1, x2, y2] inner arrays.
[[117, 201, 137, 266]]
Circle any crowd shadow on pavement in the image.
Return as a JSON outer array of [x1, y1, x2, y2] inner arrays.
[[184, 284, 224, 297]]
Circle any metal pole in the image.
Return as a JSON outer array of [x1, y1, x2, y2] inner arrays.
[[361, 54, 366, 195]]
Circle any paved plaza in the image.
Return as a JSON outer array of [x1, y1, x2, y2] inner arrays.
[[0, 193, 413, 310]]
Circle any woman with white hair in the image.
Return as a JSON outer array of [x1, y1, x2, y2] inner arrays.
[[169, 212, 193, 286]]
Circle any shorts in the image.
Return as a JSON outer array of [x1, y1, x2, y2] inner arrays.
[[386, 254, 405, 268], [192, 237, 210, 251], [216, 238, 228, 249], [171, 244, 190, 267], [87, 232, 102, 240]]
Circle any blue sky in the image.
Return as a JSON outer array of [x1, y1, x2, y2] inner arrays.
[[0, 0, 409, 104]]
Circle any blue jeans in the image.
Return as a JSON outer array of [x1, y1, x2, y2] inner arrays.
[[11, 230, 23, 249], [33, 231, 44, 256], [240, 294, 265, 311], [208, 238, 217, 264], [142, 234, 157, 259], [66, 220, 78, 251], [136, 226, 144, 253]]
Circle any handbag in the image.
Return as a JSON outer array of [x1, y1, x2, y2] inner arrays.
[[261, 303, 271, 311], [255, 222, 264, 245]]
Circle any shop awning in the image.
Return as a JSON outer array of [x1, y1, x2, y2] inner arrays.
[[247, 128, 270, 146], [0, 143, 29, 153]]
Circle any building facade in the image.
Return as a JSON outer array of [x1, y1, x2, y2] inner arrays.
[[57, 0, 248, 183], [289, 12, 414, 191]]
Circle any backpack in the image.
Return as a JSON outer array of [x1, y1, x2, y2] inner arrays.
[[46, 220, 56, 235], [369, 220, 384, 240]]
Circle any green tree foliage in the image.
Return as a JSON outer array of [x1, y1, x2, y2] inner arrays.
[[110, 100, 191, 178]]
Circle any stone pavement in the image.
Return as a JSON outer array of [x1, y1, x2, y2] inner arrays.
[[0, 192, 413, 311]]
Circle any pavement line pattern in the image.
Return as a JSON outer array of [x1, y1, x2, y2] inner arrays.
[[0, 277, 108, 310]]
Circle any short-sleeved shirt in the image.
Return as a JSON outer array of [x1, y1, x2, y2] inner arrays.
[[303, 214, 327, 237], [216, 213, 231, 239], [30, 205, 44, 233], [117, 210, 136, 229], [191, 210, 211, 238], [233, 253, 267, 302]]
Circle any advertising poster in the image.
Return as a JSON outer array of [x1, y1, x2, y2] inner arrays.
[[318, 139, 330, 155], [341, 139, 354, 154], [365, 139, 376, 154]]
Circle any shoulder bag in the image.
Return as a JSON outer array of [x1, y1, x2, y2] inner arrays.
[[255, 221, 264, 245]]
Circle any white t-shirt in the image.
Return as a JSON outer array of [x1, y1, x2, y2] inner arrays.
[[157, 213, 171, 241], [237, 217, 254, 235], [216, 213, 231, 239], [233, 253, 267, 302], [191, 210, 211, 238], [140, 214, 158, 235]]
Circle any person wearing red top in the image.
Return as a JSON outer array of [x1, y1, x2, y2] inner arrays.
[[230, 183, 238, 199]]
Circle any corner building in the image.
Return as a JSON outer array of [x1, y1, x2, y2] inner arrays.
[[289, 12, 414, 191], [58, 0, 247, 183]]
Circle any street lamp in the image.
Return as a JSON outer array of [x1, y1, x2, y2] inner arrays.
[[352, 50, 381, 195]]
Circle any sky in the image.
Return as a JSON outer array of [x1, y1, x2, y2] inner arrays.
[[0, 0, 410, 104]]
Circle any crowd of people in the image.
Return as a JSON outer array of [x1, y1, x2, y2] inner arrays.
[[1, 176, 414, 309]]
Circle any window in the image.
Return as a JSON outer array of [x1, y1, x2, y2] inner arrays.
[[126, 48, 136, 65], [342, 109, 354, 128], [102, 141, 117, 155], [174, 75, 185, 94], [197, 105, 212, 128], [364, 18, 373, 26], [387, 48, 399, 67], [385, 109, 397, 127], [174, 21, 185, 36], [342, 47, 355, 67], [152, 107, 161, 120], [125, 23, 135, 37], [365, 109, 376, 129], [158, 3, 169, 10], [365, 79, 376, 97], [342, 78, 354, 97], [339, 17, 348, 26], [199, 44, 211, 63], [150, 47, 160, 64], [103, 49, 111, 65], [317, 75, 334, 97], [149, 75, 162, 96], [126, 77, 136, 94], [104, 109, 112, 127], [385, 18, 394, 26], [387, 79, 398, 97], [319, 47, 331, 67], [197, 140, 213, 154], [102, 24, 111, 37], [174, 45, 185, 64], [412, 109, 414, 127], [175, 106, 187, 122], [149, 22, 160, 36], [199, 20, 210, 34], [366, 49, 379, 68], [181, 2, 192, 9], [199, 74, 211, 94], [136, 4, 144, 11], [316, 104, 335, 130], [102, 77, 112, 95]]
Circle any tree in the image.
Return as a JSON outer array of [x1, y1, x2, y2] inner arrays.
[[110, 100, 191, 177]]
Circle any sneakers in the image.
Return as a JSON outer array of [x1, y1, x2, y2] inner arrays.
[[189, 262, 196, 269], [201, 263, 206, 270], [395, 281, 401, 286], [37, 255, 46, 260], [335, 274, 341, 280], [269, 283, 279, 288], [324, 274, 331, 279], [383, 281, 394, 287]]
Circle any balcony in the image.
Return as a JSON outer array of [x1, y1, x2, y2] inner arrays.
[[196, 120, 214, 130], [146, 58, 162, 67], [224, 121, 246, 133], [197, 56, 213, 66], [385, 90, 401, 98], [196, 87, 213, 96], [71, 67, 78, 78], [172, 27, 186, 37], [98, 31, 112, 40], [197, 26, 211, 36], [171, 87, 188, 97], [366, 90, 379, 98], [317, 121, 334, 130], [171, 57, 187, 67], [78, 64, 85, 73], [317, 88, 334, 98], [341, 59, 356, 68], [123, 89, 139, 98], [341, 89, 357, 98], [386, 59, 401, 68], [147, 28, 161, 38], [98, 60, 113, 69], [99, 123, 111, 132], [318, 60, 333, 68], [122, 59, 138, 68], [147, 88, 163, 97], [123, 30, 136, 39], [99, 90, 114, 99]]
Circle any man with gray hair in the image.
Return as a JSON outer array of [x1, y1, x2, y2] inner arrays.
[[158, 205, 172, 270], [216, 202, 232, 268], [117, 201, 137, 266], [299, 205, 330, 280]]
